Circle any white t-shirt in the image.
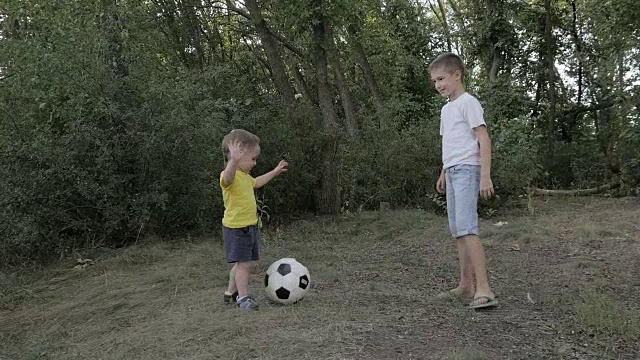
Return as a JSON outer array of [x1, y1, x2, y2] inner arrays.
[[439, 92, 486, 168]]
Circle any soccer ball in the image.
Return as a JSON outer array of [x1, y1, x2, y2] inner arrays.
[[264, 258, 310, 304]]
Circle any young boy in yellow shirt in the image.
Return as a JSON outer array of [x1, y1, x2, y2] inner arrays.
[[220, 129, 288, 311]]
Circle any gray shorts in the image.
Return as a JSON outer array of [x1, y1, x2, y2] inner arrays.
[[445, 164, 480, 238], [223, 225, 260, 263]]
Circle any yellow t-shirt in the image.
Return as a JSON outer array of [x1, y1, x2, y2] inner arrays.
[[220, 170, 257, 228]]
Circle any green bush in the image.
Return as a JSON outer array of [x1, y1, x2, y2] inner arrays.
[[341, 123, 441, 212], [492, 115, 543, 198]]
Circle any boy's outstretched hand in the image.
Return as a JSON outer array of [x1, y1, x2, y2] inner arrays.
[[480, 176, 494, 200], [255, 160, 288, 189], [274, 160, 288, 176], [227, 140, 246, 163]]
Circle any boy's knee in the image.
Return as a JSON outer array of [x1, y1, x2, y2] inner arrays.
[[236, 261, 251, 270]]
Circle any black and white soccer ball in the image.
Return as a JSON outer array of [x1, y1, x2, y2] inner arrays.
[[264, 258, 310, 304]]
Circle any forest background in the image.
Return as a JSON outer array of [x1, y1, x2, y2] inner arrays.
[[1, 0, 639, 265]]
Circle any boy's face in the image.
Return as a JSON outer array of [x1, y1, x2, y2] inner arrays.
[[237, 145, 260, 173], [430, 67, 462, 98]]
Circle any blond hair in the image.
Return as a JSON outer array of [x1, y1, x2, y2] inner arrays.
[[221, 129, 260, 163], [429, 52, 466, 83]]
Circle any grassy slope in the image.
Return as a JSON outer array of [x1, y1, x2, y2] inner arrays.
[[1, 197, 639, 359]]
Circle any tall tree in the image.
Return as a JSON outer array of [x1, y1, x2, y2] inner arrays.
[[309, 0, 341, 214], [325, 22, 358, 137], [347, 21, 388, 126], [241, 0, 297, 106], [543, 0, 557, 156]]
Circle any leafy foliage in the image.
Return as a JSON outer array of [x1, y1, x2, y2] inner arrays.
[[0, 0, 638, 264]]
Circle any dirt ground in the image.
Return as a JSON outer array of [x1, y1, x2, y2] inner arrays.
[[1, 197, 639, 359], [352, 197, 640, 360]]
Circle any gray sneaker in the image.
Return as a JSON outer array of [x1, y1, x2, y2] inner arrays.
[[223, 291, 238, 304], [237, 296, 259, 312]]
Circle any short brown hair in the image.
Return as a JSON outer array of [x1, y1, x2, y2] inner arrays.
[[221, 129, 260, 161], [429, 52, 465, 82]]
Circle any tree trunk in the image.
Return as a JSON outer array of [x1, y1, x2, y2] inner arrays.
[[488, 54, 500, 83], [183, 0, 206, 67], [427, 0, 452, 52], [347, 24, 387, 127], [483, 0, 501, 83], [569, 0, 583, 104], [617, 52, 625, 91], [448, 0, 467, 57], [543, 0, 556, 155], [437, 0, 452, 52], [153, 0, 197, 68], [243, 0, 296, 106], [204, 8, 227, 62], [532, 75, 542, 119], [325, 23, 358, 137], [101, 0, 129, 81], [311, 0, 340, 215], [289, 60, 314, 105]]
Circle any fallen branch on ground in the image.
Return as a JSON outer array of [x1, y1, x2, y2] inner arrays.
[[529, 182, 620, 196]]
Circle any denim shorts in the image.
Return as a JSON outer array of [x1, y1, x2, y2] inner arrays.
[[445, 164, 480, 238], [223, 225, 260, 263]]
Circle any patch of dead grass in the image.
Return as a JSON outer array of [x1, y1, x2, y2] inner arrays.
[[575, 289, 640, 343], [439, 349, 487, 360]]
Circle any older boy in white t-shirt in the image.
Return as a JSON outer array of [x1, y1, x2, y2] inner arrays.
[[430, 53, 497, 309]]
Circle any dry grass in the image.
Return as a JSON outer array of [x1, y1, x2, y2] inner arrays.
[[1, 197, 640, 359], [576, 290, 640, 343], [439, 349, 487, 360]]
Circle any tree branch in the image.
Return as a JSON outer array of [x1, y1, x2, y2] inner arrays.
[[222, 0, 251, 20], [266, 27, 305, 58], [223, 0, 304, 58], [529, 182, 620, 196]]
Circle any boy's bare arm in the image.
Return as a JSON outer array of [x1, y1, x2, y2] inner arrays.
[[436, 167, 446, 193], [474, 125, 494, 199], [222, 159, 239, 187], [475, 126, 491, 177], [255, 160, 288, 189], [222, 140, 243, 187]]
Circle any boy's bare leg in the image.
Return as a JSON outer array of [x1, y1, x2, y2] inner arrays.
[[463, 234, 495, 305], [234, 261, 251, 298], [438, 237, 475, 299], [227, 263, 237, 294], [455, 236, 475, 296]]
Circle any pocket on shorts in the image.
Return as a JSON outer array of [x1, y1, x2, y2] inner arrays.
[[447, 165, 480, 191], [448, 164, 479, 177]]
